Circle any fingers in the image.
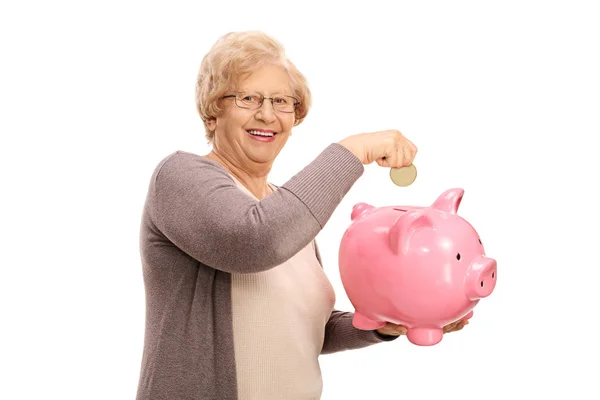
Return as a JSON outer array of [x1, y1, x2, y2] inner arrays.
[[401, 136, 417, 166], [442, 322, 454, 333], [404, 140, 417, 164], [381, 320, 467, 338], [453, 322, 466, 332], [377, 323, 408, 336], [376, 156, 390, 168], [382, 130, 417, 168], [339, 129, 417, 167], [443, 318, 470, 334]]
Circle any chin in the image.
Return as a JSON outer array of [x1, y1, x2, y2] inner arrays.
[[246, 149, 282, 165]]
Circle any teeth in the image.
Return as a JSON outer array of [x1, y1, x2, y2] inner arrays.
[[248, 130, 274, 137]]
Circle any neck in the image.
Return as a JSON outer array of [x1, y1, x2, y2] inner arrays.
[[205, 149, 272, 199]]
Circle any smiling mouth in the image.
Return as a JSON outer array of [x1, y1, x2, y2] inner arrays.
[[247, 129, 276, 137]]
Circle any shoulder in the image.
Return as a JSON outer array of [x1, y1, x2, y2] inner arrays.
[[151, 150, 234, 187], [155, 150, 227, 176]]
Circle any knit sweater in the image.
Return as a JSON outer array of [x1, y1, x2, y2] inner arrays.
[[135, 143, 397, 399]]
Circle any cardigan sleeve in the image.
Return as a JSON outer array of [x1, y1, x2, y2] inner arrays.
[[147, 143, 363, 274]]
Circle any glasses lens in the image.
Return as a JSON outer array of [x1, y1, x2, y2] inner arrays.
[[236, 93, 262, 109], [272, 96, 296, 112]]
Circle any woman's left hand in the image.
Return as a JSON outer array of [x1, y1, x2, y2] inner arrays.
[[376, 323, 407, 336], [376, 318, 469, 337], [442, 318, 469, 334]]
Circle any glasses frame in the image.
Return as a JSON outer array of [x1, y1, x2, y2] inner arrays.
[[221, 92, 300, 113]]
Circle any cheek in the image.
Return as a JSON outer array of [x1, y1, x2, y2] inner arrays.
[[231, 109, 255, 127], [215, 112, 245, 134], [280, 115, 295, 132]]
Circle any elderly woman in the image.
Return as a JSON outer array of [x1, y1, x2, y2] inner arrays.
[[136, 31, 466, 400]]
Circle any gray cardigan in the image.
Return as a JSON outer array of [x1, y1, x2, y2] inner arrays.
[[135, 143, 397, 399]]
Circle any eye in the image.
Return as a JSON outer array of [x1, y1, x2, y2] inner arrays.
[[456, 253, 461, 260], [478, 238, 482, 245], [239, 93, 261, 104]]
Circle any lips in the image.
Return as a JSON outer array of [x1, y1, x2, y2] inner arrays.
[[247, 129, 277, 137]]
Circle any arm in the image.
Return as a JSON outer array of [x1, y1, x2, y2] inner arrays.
[[321, 310, 399, 354], [312, 241, 399, 355], [148, 143, 363, 274]]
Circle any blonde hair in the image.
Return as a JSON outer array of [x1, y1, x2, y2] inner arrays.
[[195, 31, 312, 142]]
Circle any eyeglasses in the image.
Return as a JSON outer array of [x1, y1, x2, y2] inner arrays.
[[221, 92, 300, 113]]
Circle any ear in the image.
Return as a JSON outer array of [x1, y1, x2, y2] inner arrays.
[[431, 188, 464, 214], [351, 202, 375, 220], [206, 118, 217, 132], [389, 209, 433, 254]]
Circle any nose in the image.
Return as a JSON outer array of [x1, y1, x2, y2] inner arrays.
[[464, 256, 497, 300], [255, 100, 276, 123]]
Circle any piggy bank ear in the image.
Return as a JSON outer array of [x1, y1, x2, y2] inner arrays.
[[431, 188, 464, 214], [389, 209, 434, 254], [351, 202, 375, 220]]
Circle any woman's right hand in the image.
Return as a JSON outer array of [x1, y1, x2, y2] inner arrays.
[[338, 130, 418, 168]]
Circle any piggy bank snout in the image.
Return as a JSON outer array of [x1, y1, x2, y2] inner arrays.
[[464, 256, 497, 300]]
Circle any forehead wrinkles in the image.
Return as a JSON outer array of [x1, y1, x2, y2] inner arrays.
[[236, 69, 294, 97]]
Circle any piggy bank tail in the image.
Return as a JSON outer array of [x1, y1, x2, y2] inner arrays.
[[351, 202, 375, 220]]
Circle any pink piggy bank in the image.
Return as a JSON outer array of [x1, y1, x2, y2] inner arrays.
[[338, 188, 497, 346]]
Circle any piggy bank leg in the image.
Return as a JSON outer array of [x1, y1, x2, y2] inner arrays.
[[406, 327, 443, 346], [353, 312, 386, 330]]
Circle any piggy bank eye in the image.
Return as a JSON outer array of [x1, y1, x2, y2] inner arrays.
[[456, 253, 461, 260], [478, 238, 482, 245]]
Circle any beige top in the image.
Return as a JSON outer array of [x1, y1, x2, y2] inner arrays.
[[230, 177, 337, 400]]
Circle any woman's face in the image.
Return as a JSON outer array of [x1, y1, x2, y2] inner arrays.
[[207, 64, 296, 169]]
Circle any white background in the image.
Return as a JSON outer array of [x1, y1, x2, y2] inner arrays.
[[1, 0, 599, 399]]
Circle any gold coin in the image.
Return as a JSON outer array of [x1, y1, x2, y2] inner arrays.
[[390, 164, 417, 187]]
